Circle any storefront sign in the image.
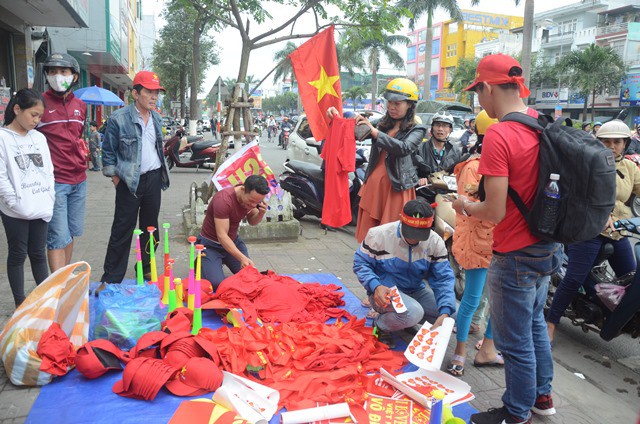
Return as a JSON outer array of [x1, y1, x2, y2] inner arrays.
[[535, 88, 569, 104]]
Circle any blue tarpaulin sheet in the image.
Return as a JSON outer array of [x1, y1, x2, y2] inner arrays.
[[27, 273, 476, 423]]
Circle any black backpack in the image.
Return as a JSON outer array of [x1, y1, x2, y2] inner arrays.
[[499, 112, 616, 244]]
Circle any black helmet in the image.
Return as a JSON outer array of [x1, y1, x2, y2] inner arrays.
[[43, 53, 80, 75]]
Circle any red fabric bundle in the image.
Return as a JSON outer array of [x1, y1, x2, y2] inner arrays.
[[198, 316, 407, 410], [211, 267, 346, 325], [37, 322, 76, 376]]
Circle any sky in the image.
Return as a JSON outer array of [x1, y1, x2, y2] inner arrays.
[[142, 0, 581, 96]]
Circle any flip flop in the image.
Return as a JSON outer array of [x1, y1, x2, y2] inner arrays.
[[475, 340, 483, 350], [473, 353, 504, 367], [446, 354, 466, 376]]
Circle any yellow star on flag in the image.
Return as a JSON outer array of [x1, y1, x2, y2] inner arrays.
[[308, 66, 340, 102]]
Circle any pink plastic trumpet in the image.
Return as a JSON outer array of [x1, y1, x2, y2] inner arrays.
[[187, 236, 197, 311], [192, 244, 205, 335]]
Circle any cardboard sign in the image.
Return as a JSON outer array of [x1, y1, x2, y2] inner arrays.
[[365, 395, 413, 424]]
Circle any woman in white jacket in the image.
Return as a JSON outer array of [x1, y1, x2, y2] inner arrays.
[[0, 88, 54, 307]]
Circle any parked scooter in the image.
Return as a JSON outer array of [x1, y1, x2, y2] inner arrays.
[[546, 217, 640, 340], [279, 150, 367, 226], [418, 170, 465, 299], [163, 133, 220, 170]]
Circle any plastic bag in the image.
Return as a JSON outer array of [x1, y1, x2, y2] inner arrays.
[[92, 282, 165, 351], [0, 262, 90, 386], [595, 283, 629, 311]]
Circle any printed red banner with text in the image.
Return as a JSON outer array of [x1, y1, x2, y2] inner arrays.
[[212, 141, 278, 194], [288, 25, 343, 142]]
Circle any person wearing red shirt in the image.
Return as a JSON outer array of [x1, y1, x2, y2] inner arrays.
[[452, 54, 560, 424], [36, 53, 87, 272], [197, 175, 269, 288]]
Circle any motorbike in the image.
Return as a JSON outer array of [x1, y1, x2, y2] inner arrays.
[[163, 133, 220, 170], [281, 127, 291, 150], [546, 217, 640, 341], [417, 171, 465, 299], [279, 149, 368, 226]]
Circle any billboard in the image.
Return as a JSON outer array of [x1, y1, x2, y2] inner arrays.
[[620, 73, 640, 107]]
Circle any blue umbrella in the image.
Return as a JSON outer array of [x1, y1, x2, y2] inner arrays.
[[73, 85, 125, 106]]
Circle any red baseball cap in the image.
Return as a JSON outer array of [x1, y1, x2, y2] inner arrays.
[[128, 330, 168, 359], [75, 339, 126, 379], [165, 357, 223, 397], [464, 54, 531, 98], [133, 70, 166, 91], [162, 308, 194, 334], [113, 357, 176, 401]]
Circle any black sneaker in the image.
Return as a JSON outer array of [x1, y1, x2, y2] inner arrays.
[[374, 326, 396, 349], [470, 407, 532, 424]]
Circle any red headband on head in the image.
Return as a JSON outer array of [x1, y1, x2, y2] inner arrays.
[[400, 212, 433, 228]]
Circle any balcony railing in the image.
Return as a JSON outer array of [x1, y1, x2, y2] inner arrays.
[[541, 32, 574, 47], [597, 22, 629, 36]]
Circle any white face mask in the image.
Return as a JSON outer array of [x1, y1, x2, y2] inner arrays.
[[46, 74, 75, 92]]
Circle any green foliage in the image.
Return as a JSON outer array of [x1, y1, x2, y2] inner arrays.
[[262, 91, 298, 114], [273, 42, 298, 85], [343, 86, 367, 108], [152, 4, 219, 111], [397, 0, 467, 31], [558, 43, 627, 119], [528, 52, 560, 90], [448, 56, 479, 106]]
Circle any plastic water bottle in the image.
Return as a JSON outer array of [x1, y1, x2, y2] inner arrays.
[[540, 173, 561, 235]]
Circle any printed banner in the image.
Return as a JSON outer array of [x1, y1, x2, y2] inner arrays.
[[212, 141, 278, 194], [365, 395, 413, 424]]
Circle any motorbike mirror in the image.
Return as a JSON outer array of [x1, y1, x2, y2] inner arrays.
[[615, 108, 628, 121]]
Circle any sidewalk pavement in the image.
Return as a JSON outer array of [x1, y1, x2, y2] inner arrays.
[[0, 167, 638, 423]]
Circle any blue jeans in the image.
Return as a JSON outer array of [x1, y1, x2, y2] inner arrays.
[[456, 268, 492, 343], [488, 241, 559, 420], [47, 181, 86, 249], [369, 285, 452, 332], [197, 234, 249, 290], [547, 236, 636, 325]]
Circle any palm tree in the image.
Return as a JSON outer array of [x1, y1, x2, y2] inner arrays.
[[559, 44, 626, 121], [397, 0, 476, 100], [448, 56, 479, 108], [336, 35, 366, 76], [223, 77, 237, 90], [273, 42, 302, 113], [344, 86, 367, 111], [342, 28, 409, 108]]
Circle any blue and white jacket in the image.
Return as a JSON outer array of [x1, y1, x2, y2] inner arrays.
[[353, 221, 456, 316]]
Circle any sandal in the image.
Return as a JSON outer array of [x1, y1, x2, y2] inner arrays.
[[473, 353, 504, 367], [475, 340, 484, 350], [446, 354, 466, 376]]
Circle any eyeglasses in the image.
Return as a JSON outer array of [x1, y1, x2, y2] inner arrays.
[[14, 153, 44, 170]]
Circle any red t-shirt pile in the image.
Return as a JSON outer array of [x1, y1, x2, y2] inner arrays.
[[199, 315, 407, 410], [211, 267, 347, 324]]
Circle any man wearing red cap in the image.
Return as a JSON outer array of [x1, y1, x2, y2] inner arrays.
[[353, 199, 456, 348], [452, 54, 559, 424], [100, 71, 170, 284]]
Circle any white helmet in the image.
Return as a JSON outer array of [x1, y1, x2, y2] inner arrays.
[[596, 120, 632, 139], [432, 111, 454, 128]]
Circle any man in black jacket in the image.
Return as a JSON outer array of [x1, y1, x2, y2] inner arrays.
[[414, 111, 462, 186]]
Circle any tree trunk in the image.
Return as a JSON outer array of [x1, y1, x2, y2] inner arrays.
[[583, 96, 588, 122], [189, 17, 202, 136], [179, 69, 186, 120], [422, 11, 434, 100], [591, 89, 596, 122], [521, 0, 535, 91], [371, 67, 378, 112]]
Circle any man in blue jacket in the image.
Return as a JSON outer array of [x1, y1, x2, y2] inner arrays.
[[101, 71, 170, 283], [353, 199, 456, 345]]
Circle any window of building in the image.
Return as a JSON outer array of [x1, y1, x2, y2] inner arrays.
[[407, 46, 416, 62], [449, 22, 458, 34], [446, 43, 457, 57], [610, 40, 625, 58], [419, 30, 427, 41], [430, 75, 438, 88], [432, 39, 441, 56]]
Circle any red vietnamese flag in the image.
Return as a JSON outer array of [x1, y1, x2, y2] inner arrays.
[[288, 25, 343, 142]]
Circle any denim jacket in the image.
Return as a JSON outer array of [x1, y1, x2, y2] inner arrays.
[[101, 104, 170, 195]]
